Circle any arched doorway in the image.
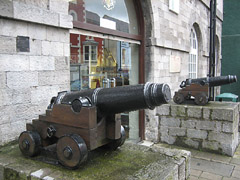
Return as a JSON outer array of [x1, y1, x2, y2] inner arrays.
[[69, 0, 145, 141]]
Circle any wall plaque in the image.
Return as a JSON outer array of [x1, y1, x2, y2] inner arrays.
[[17, 36, 30, 52], [169, 55, 181, 73]]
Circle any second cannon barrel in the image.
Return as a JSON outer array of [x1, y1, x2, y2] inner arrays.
[[183, 75, 237, 87]]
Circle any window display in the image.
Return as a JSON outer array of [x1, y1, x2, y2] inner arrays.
[[70, 34, 139, 91], [69, 0, 142, 141], [70, 33, 139, 139]]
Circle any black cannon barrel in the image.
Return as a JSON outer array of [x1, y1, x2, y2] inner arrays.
[[60, 83, 171, 114], [183, 75, 237, 87]]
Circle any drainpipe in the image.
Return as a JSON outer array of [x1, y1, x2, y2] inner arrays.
[[209, 0, 217, 101]]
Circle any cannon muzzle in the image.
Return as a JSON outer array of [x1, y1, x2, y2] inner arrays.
[[180, 75, 237, 88], [55, 83, 171, 114]]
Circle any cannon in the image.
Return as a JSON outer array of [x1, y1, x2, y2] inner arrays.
[[19, 83, 171, 169], [173, 75, 237, 105]]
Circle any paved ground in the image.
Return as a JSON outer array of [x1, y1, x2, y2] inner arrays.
[[186, 145, 240, 180]]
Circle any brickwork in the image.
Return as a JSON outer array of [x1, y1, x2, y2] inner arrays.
[[149, 102, 239, 156], [0, 0, 72, 145]]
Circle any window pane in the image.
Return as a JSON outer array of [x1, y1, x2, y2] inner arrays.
[[85, 46, 89, 52], [69, 0, 139, 35], [70, 34, 140, 141], [85, 54, 89, 61], [189, 28, 198, 78]]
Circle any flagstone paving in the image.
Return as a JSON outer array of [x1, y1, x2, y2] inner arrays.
[[187, 144, 240, 180]]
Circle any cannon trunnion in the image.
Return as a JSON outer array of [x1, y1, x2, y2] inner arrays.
[[19, 83, 171, 169], [173, 75, 237, 105]]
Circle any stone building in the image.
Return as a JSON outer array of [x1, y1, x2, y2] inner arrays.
[[0, 0, 72, 144], [0, 0, 223, 145]]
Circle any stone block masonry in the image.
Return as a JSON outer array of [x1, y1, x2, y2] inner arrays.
[[156, 102, 239, 156], [0, 0, 72, 145]]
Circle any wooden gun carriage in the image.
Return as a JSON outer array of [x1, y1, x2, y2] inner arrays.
[[19, 83, 171, 169], [173, 75, 237, 105]]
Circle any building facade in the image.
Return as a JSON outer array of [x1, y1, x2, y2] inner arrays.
[[0, 0, 223, 145], [143, 0, 223, 141], [0, 0, 72, 145]]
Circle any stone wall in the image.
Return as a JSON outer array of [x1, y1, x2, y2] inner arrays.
[[143, 0, 223, 142], [144, 0, 223, 95], [151, 102, 239, 156], [0, 0, 72, 145]]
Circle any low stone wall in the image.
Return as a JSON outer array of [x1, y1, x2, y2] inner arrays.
[[157, 102, 239, 156]]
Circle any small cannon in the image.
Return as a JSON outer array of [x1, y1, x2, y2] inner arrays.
[[173, 75, 237, 105], [19, 83, 171, 169]]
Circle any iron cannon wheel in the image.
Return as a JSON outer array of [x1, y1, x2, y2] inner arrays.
[[194, 93, 208, 106], [18, 131, 42, 157], [173, 93, 185, 104], [104, 126, 126, 150], [56, 134, 88, 169]]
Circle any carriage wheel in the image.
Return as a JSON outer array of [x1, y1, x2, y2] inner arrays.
[[194, 93, 208, 106], [56, 134, 88, 169], [105, 126, 126, 150], [19, 131, 42, 157], [173, 93, 185, 104]]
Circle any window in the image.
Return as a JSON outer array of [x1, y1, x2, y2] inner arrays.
[[83, 45, 97, 63], [169, 0, 179, 14], [69, 0, 139, 35], [69, 0, 143, 141], [69, 10, 78, 21], [189, 28, 198, 78]]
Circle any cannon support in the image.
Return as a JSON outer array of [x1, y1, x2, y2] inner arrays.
[[19, 83, 171, 169], [174, 75, 237, 105]]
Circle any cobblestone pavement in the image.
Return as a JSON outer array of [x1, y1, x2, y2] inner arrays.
[[188, 144, 240, 180]]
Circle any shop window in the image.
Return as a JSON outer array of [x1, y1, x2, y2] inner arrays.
[[69, 0, 143, 141], [189, 28, 198, 78], [69, 0, 139, 35], [70, 34, 139, 90]]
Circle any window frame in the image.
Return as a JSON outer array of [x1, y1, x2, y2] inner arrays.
[[83, 44, 98, 63], [189, 28, 198, 79]]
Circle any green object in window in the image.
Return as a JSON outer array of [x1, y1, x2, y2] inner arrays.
[[215, 93, 239, 102]]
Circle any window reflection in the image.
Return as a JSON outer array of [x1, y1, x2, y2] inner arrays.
[[70, 34, 140, 139], [69, 0, 139, 35], [70, 34, 139, 90]]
